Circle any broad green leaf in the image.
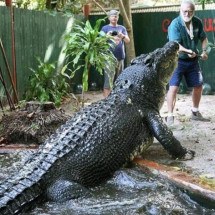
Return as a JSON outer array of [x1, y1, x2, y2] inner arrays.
[[63, 18, 117, 95]]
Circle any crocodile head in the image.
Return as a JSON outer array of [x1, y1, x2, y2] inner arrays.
[[131, 41, 179, 85], [113, 41, 179, 109], [153, 41, 179, 84]]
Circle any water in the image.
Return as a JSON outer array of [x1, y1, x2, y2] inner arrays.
[[0, 153, 215, 215]]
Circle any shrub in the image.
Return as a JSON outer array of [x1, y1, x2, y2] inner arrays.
[[25, 58, 70, 107]]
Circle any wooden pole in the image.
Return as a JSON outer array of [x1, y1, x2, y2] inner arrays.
[[10, 5, 17, 103], [0, 38, 18, 103], [83, 4, 91, 20], [5, 0, 12, 7], [0, 66, 15, 110]]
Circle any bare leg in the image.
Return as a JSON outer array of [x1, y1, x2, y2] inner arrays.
[[103, 88, 111, 98], [189, 85, 209, 121], [167, 86, 179, 114], [192, 85, 202, 109]]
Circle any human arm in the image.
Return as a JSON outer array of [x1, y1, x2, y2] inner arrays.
[[200, 37, 209, 60], [117, 32, 130, 43], [178, 44, 197, 58], [117, 26, 130, 44], [168, 18, 196, 58]]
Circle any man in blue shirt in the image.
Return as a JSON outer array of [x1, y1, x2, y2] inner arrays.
[[101, 9, 130, 97], [166, 0, 210, 125]]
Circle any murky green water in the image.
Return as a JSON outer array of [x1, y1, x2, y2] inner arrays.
[[0, 153, 215, 215]]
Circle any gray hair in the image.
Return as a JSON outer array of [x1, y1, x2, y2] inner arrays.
[[108, 9, 119, 17], [180, 0, 195, 10]]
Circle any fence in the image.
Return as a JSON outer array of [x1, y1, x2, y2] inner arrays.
[[0, 6, 77, 102], [0, 5, 215, 103]]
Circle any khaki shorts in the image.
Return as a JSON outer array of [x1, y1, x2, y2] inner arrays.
[[103, 60, 124, 89]]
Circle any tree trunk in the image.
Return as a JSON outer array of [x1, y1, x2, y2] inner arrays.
[[119, 0, 136, 66], [45, 0, 52, 9]]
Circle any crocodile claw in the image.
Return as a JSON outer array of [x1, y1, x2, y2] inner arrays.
[[179, 149, 195, 161]]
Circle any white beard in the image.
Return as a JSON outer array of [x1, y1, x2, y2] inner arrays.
[[181, 14, 194, 23]]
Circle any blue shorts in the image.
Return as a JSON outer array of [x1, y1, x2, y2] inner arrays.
[[169, 58, 203, 88]]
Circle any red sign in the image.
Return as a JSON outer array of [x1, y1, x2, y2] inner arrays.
[[162, 18, 215, 32]]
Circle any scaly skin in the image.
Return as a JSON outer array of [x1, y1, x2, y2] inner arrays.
[[0, 41, 194, 214]]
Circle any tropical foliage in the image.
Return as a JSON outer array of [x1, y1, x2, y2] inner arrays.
[[25, 58, 70, 107], [16, 0, 47, 10], [63, 18, 116, 92], [14, 0, 214, 11], [14, 0, 118, 12], [199, 0, 215, 9]]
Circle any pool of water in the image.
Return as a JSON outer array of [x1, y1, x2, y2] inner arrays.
[[0, 153, 215, 215]]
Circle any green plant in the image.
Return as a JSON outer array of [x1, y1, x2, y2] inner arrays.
[[16, 0, 47, 10], [25, 58, 70, 107], [199, 0, 215, 10], [63, 18, 116, 97]]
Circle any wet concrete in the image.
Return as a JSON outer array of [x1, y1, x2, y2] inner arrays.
[[0, 154, 214, 214]]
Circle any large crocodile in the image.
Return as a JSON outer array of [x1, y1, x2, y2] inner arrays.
[[0, 41, 194, 214]]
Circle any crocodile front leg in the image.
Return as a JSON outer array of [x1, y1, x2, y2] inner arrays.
[[146, 111, 195, 160]]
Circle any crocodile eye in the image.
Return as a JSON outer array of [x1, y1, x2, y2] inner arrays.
[[123, 80, 132, 89]]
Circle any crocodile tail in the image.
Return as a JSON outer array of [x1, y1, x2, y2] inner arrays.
[[0, 173, 45, 215], [0, 153, 53, 215]]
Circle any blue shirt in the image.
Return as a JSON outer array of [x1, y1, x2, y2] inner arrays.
[[101, 25, 128, 60], [168, 16, 206, 59]]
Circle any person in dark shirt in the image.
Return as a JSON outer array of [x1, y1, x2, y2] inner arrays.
[[166, 0, 210, 125], [101, 9, 130, 97]]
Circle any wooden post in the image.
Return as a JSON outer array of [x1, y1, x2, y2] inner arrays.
[[5, 0, 12, 7], [83, 4, 91, 20], [10, 5, 18, 103]]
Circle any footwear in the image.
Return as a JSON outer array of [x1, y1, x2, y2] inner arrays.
[[165, 116, 174, 126], [191, 111, 210, 122]]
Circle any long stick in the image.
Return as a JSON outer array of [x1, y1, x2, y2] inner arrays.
[[0, 66, 15, 110], [92, 0, 107, 15], [118, 0, 132, 31], [0, 38, 18, 103], [0, 99, 5, 115], [10, 6, 17, 102]]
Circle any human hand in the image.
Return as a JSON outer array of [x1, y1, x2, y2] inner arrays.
[[200, 51, 208, 60], [187, 50, 197, 58], [117, 32, 125, 40], [107, 31, 113, 36], [107, 31, 120, 44]]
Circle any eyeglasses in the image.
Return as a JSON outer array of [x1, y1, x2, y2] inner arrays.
[[182, 10, 194, 15]]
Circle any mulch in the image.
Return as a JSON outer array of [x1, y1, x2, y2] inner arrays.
[[0, 101, 70, 146]]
